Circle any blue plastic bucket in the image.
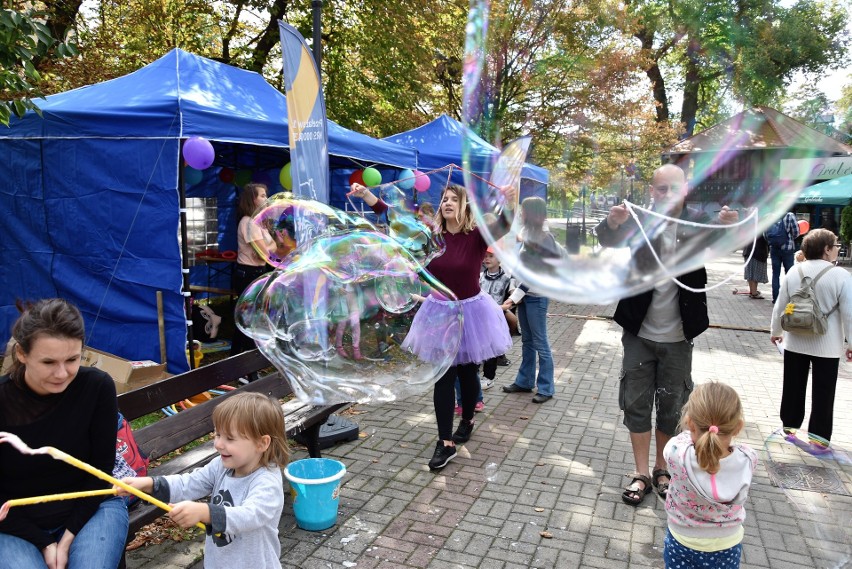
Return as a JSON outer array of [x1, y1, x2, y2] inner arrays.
[[284, 458, 346, 531]]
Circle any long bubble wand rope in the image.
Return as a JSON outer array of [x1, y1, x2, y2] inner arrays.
[[622, 200, 759, 293], [0, 432, 206, 531]]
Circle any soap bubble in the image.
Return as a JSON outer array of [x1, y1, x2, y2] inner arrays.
[[235, 222, 462, 405], [347, 182, 445, 266], [249, 194, 376, 268], [461, 0, 815, 305], [763, 429, 851, 567]]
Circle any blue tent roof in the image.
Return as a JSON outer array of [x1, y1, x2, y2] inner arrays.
[[0, 48, 417, 170], [0, 49, 417, 374]]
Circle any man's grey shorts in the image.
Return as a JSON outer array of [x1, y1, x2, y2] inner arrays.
[[619, 331, 694, 435]]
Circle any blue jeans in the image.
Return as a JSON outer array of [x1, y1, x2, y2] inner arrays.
[[0, 497, 128, 569], [770, 246, 795, 302], [513, 296, 554, 397], [455, 373, 484, 405]]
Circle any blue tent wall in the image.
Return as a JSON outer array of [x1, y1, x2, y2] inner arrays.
[[0, 138, 187, 371], [0, 49, 417, 373]]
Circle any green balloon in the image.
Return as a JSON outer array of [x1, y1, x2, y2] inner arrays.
[[234, 169, 252, 187], [279, 162, 292, 190], [362, 167, 382, 187]]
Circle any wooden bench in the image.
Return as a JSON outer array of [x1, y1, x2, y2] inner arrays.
[[117, 349, 349, 557]]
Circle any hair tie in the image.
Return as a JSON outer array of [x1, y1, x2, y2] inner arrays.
[[708, 425, 719, 434]]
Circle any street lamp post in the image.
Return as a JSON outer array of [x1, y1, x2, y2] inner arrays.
[[312, 0, 323, 72]]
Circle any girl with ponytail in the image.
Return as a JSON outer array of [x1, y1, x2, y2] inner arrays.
[[661, 382, 758, 568]]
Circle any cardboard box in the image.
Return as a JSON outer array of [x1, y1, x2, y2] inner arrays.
[[81, 347, 168, 384]]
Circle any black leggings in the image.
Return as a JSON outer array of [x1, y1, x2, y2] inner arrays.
[[434, 363, 479, 441], [781, 350, 839, 441]]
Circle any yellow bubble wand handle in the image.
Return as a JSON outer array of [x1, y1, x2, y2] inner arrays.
[[48, 448, 207, 531], [5, 488, 117, 508]]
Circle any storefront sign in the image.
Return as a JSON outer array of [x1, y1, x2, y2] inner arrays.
[[780, 156, 852, 181]]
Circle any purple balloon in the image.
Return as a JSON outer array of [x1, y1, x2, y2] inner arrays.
[[183, 137, 215, 170]]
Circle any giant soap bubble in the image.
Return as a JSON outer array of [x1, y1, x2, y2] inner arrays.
[[234, 196, 461, 405], [461, 0, 818, 305], [363, 182, 445, 266]]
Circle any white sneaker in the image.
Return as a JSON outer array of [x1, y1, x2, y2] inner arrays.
[[481, 378, 494, 390]]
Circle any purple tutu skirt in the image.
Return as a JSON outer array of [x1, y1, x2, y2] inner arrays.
[[402, 290, 512, 366]]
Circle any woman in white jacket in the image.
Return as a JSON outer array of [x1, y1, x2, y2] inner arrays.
[[770, 228, 852, 448]]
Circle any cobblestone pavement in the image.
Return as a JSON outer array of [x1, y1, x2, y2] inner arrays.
[[126, 252, 852, 569]]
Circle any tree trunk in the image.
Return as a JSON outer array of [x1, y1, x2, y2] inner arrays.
[[634, 28, 669, 123], [247, 0, 290, 73], [680, 36, 701, 138]]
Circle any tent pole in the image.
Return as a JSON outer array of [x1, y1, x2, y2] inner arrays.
[[179, 141, 197, 369]]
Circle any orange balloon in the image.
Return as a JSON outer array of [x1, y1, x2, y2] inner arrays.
[[798, 219, 810, 235]]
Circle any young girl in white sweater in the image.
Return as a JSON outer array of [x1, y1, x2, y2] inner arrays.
[[770, 228, 852, 449], [663, 382, 757, 568]]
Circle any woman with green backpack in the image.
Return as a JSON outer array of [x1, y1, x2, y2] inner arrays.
[[769, 228, 852, 451]]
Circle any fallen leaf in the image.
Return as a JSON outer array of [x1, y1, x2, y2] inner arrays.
[[539, 531, 553, 538]]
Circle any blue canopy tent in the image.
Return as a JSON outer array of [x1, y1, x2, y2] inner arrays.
[[382, 114, 549, 208], [0, 48, 417, 373]]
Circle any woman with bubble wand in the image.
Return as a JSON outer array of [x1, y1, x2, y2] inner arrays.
[[350, 179, 515, 470], [0, 299, 129, 569]]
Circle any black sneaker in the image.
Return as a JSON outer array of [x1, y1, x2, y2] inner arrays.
[[428, 442, 457, 470], [496, 355, 510, 366], [502, 383, 532, 393], [452, 419, 474, 444]]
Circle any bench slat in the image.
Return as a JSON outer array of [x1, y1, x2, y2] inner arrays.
[[118, 350, 272, 420], [133, 372, 294, 460]]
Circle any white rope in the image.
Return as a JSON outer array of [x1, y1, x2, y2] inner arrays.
[[622, 201, 759, 293]]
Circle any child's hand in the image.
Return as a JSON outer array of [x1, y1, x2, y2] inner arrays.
[[115, 477, 153, 496], [167, 501, 210, 528]]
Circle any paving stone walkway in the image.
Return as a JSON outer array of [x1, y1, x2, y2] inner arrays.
[[126, 252, 852, 569]]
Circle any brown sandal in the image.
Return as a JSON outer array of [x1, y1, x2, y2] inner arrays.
[[622, 474, 652, 506], [652, 468, 671, 498]]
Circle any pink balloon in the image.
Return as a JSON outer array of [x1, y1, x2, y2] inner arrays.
[[413, 170, 431, 193]]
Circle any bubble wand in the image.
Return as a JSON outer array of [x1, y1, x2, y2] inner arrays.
[[0, 489, 118, 521], [0, 432, 206, 531]]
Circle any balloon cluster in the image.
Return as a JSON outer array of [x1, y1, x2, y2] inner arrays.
[[396, 169, 431, 193], [348, 167, 382, 188], [235, 195, 459, 405]]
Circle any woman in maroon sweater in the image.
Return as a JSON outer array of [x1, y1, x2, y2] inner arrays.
[[0, 299, 128, 568], [352, 182, 515, 469]]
